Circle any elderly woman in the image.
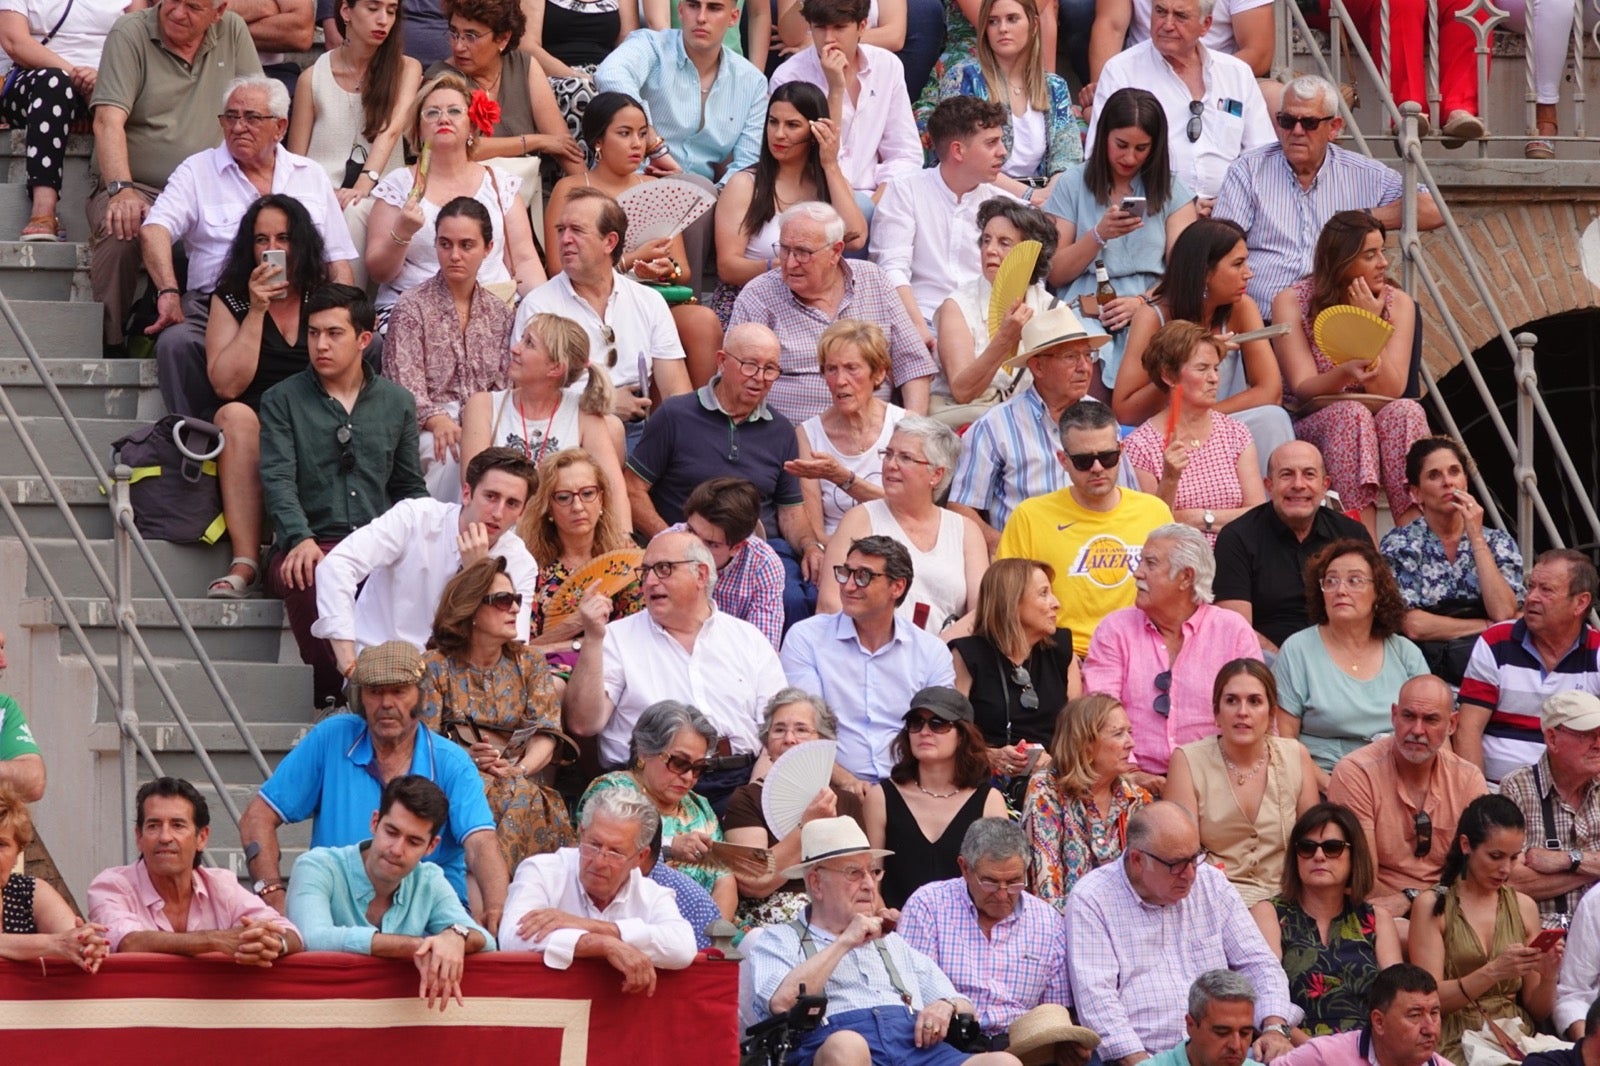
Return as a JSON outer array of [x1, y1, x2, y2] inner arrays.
[[1020, 694, 1150, 912], [817, 417, 987, 634], [722, 689, 866, 930], [1273, 538, 1428, 783], [0, 783, 109, 969], [419, 556, 575, 871], [931, 198, 1058, 427], [788, 319, 906, 537], [1124, 320, 1263, 545], [1252, 803, 1403, 1037], [1082, 523, 1262, 788], [577, 700, 737, 918], [865, 687, 1008, 909], [1165, 658, 1319, 906], [950, 558, 1082, 780]]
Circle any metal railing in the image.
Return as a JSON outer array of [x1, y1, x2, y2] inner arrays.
[[0, 291, 270, 864], [1280, 0, 1600, 571]]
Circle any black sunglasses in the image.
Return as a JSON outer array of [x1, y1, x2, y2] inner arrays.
[[1065, 448, 1122, 472], [659, 752, 713, 777], [1294, 838, 1351, 859], [1186, 99, 1204, 143], [1010, 665, 1040, 711], [481, 591, 523, 610], [1276, 112, 1336, 132], [336, 424, 355, 473], [1413, 810, 1433, 858], [906, 714, 956, 734], [834, 564, 887, 588], [1152, 670, 1173, 717]]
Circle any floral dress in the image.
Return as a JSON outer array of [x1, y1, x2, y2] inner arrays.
[[912, 0, 978, 126], [419, 647, 576, 871], [578, 771, 726, 896], [1272, 897, 1383, 1035], [1020, 770, 1151, 913], [922, 60, 1083, 172]]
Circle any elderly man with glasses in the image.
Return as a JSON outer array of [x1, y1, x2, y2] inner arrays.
[[1067, 801, 1300, 1066]]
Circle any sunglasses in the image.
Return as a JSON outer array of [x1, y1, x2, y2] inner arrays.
[[906, 714, 956, 734], [1065, 448, 1122, 472], [601, 323, 618, 368], [1413, 810, 1433, 858], [1011, 665, 1039, 711], [1294, 838, 1351, 859], [1152, 670, 1173, 717], [481, 591, 523, 611], [659, 752, 713, 777], [1186, 99, 1203, 143], [1276, 112, 1336, 132], [336, 424, 355, 473], [833, 564, 887, 588]]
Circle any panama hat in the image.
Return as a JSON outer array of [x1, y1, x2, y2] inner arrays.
[[777, 816, 893, 880], [1003, 304, 1112, 370], [1007, 1004, 1102, 1065]]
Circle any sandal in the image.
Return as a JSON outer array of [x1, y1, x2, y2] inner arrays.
[[1525, 122, 1557, 160], [206, 556, 261, 599], [20, 214, 60, 242]]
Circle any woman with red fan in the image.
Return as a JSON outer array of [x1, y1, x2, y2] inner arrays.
[[1270, 210, 1427, 540]]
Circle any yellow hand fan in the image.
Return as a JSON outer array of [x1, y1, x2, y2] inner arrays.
[[1313, 304, 1393, 365], [405, 141, 433, 206], [987, 240, 1043, 339], [541, 548, 644, 630]]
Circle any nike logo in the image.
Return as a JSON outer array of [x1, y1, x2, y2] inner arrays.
[[1056, 523, 1076, 531]]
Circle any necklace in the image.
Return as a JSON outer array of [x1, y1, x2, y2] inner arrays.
[[516, 392, 559, 464], [1221, 742, 1266, 785], [916, 783, 960, 799]]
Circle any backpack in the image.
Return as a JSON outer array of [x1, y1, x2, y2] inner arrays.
[[110, 415, 227, 544]]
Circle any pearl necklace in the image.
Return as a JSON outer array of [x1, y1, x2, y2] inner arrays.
[[1221, 743, 1266, 786], [916, 783, 960, 799]]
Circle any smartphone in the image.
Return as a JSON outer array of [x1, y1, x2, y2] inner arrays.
[[1120, 196, 1148, 218], [1532, 928, 1566, 952], [261, 249, 287, 272]]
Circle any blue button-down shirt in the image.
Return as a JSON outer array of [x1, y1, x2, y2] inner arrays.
[[594, 29, 767, 183], [780, 612, 956, 781], [259, 715, 496, 903], [286, 842, 495, 954]]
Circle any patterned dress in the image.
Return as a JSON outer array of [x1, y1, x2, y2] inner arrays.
[[912, 1, 978, 131], [1272, 896, 1384, 1035], [419, 647, 576, 871], [1123, 409, 1255, 546], [578, 771, 726, 895], [1020, 770, 1151, 913], [1287, 279, 1429, 517], [2, 873, 36, 933], [924, 60, 1083, 173]]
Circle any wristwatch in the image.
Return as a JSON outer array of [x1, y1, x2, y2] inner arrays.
[[253, 878, 285, 897], [1570, 849, 1583, 873], [1203, 509, 1215, 534], [448, 923, 472, 941], [1264, 1024, 1293, 1040], [362, 168, 381, 183], [106, 180, 137, 197]]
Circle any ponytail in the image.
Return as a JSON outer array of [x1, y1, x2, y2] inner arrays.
[[1432, 794, 1524, 915]]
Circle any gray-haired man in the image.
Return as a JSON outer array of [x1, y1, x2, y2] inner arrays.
[[1146, 972, 1259, 1066]]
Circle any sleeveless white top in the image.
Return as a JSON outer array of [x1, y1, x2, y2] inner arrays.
[[937, 278, 1049, 399], [485, 388, 583, 465], [864, 499, 969, 633], [303, 51, 406, 186], [800, 404, 906, 534]]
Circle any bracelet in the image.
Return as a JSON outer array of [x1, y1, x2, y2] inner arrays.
[[765, 257, 773, 271], [389, 228, 412, 245], [520, 134, 528, 155], [156, 287, 181, 298], [839, 473, 856, 491], [645, 136, 665, 153], [667, 257, 682, 282], [258, 882, 285, 897], [1090, 224, 1106, 247], [647, 141, 671, 160]]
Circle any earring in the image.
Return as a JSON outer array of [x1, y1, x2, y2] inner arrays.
[[1202, 284, 1209, 300], [595, 145, 603, 163]]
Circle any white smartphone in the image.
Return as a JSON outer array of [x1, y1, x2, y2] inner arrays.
[[1120, 196, 1148, 218], [262, 249, 287, 271]]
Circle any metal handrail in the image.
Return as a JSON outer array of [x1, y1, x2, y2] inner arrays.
[[0, 287, 272, 847]]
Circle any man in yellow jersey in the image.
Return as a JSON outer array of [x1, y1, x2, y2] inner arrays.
[[997, 398, 1172, 657]]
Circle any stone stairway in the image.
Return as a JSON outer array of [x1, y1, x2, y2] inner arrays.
[[0, 135, 310, 897]]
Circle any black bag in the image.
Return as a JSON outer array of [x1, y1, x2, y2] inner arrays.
[[1415, 597, 1489, 686], [111, 415, 227, 543]]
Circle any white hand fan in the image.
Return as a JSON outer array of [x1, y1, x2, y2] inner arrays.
[[761, 739, 838, 840], [616, 178, 718, 255]]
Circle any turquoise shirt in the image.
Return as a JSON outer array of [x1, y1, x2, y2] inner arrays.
[[286, 842, 496, 955]]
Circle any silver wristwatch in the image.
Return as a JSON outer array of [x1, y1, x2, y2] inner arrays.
[[447, 922, 472, 941]]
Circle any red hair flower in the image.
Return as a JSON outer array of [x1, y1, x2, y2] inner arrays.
[[468, 90, 501, 136]]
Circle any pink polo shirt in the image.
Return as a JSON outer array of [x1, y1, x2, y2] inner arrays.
[[1082, 603, 1263, 775], [87, 860, 299, 951]]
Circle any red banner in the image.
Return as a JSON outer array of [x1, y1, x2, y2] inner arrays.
[[0, 952, 740, 1065]]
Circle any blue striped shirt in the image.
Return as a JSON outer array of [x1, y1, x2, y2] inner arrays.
[[1213, 142, 1405, 312]]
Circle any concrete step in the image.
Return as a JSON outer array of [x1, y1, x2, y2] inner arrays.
[[0, 131, 94, 245], [0, 475, 112, 538], [0, 354, 155, 417], [0, 241, 91, 302], [23, 537, 245, 599], [0, 413, 126, 476], [20, 596, 292, 661], [89, 655, 316, 728]]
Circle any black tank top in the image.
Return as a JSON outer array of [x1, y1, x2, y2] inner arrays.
[[879, 783, 992, 909]]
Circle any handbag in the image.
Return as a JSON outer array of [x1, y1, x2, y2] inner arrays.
[[0, 0, 78, 98], [109, 415, 227, 544], [340, 144, 369, 190]]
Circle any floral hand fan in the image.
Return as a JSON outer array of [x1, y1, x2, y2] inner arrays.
[[762, 739, 838, 839], [617, 178, 718, 254], [987, 240, 1043, 339], [1313, 304, 1393, 365], [541, 548, 643, 630]]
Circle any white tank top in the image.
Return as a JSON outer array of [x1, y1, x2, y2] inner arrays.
[[800, 405, 906, 534], [864, 499, 969, 633], [486, 388, 583, 465]]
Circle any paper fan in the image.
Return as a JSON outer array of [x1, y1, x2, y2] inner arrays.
[[617, 179, 718, 254], [762, 739, 838, 840], [687, 841, 776, 880], [1313, 304, 1394, 365], [987, 240, 1043, 339], [541, 548, 643, 629]]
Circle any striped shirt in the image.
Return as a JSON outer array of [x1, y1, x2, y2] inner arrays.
[[898, 877, 1072, 1033], [1458, 620, 1600, 783], [1213, 143, 1405, 312], [746, 920, 959, 1022]]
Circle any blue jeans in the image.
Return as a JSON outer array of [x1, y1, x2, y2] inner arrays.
[[900, 0, 946, 101], [1058, 0, 1095, 84], [771, 538, 817, 636]]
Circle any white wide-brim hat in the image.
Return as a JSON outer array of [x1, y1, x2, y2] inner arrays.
[[777, 816, 893, 880]]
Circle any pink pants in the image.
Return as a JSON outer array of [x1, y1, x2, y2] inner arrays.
[[1335, 0, 1490, 116]]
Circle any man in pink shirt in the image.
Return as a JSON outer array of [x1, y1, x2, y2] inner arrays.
[[88, 777, 302, 964], [1276, 964, 1452, 1066]]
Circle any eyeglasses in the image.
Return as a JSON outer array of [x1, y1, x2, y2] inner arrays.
[[773, 241, 826, 264], [1152, 670, 1173, 717], [906, 713, 956, 734], [818, 863, 884, 884], [1064, 448, 1122, 472], [833, 564, 887, 588], [1556, 724, 1600, 746], [975, 876, 1028, 894], [769, 722, 818, 741], [219, 110, 275, 128], [335, 425, 356, 473], [658, 752, 713, 777], [481, 591, 523, 611], [878, 448, 932, 467], [1294, 838, 1351, 859], [1033, 349, 1095, 364], [1413, 811, 1433, 858], [1186, 99, 1204, 144], [1276, 112, 1336, 132], [420, 105, 468, 122], [636, 559, 699, 581], [579, 840, 639, 866], [445, 27, 488, 43], [551, 486, 602, 506], [1319, 574, 1373, 591], [1137, 848, 1207, 875], [1010, 665, 1039, 711], [727, 353, 782, 381]]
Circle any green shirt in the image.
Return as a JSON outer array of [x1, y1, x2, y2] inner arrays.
[[258, 366, 427, 549], [0, 695, 39, 760]]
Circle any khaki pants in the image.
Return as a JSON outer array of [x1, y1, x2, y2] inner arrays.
[[87, 180, 162, 347]]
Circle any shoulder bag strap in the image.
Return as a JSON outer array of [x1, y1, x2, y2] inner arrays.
[[1535, 762, 1570, 915], [40, 0, 77, 46]]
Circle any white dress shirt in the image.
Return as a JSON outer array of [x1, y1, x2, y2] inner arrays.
[[498, 847, 697, 968], [1555, 879, 1600, 1034], [144, 142, 358, 293], [599, 605, 787, 766], [1086, 40, 1274, 199], [514, 270, 687, 395], [311, 497, 537, 649], [871, 167, 1011, 323], [769, 43, 922, 194]]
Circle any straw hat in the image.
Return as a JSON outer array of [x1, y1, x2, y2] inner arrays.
[[1003, 305, 1112, 369], [777, 816, 893, 880], [1007, 1004, 1102, 1065]]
